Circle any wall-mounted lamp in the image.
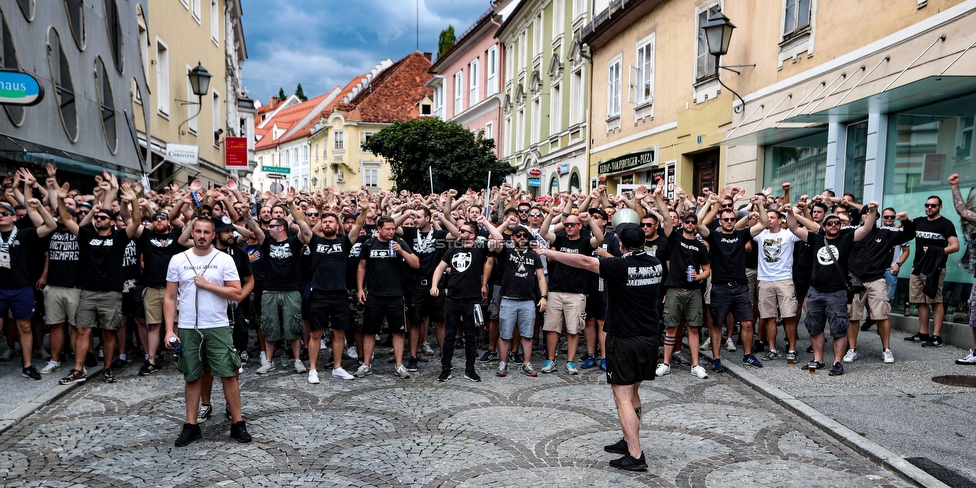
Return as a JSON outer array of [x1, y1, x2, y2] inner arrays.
[[702, 11, 754, 113], [177, 62, 213, 134]]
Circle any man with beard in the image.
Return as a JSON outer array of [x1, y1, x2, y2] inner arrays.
[[135, 210, 186, 376], [905, 195, 959, 347], [491, 224, 547, 377]]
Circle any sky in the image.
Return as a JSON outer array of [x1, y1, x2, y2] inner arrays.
[[240, 0, 494, 106]]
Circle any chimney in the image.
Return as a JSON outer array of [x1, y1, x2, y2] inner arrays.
[[423, 52, 432, 61], [269, 96, 279, 106]]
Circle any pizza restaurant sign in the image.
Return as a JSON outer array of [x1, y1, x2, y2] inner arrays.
[[598, 148, 656, 175]]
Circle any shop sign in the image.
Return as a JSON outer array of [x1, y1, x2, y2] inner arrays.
[[527, 178, 541, 187], [528, 167, 543, 177], [557, 163, 569, 175], [0, 70, 44, 106], [224, 137, 248, 168], [598, 148, 656, 175], [166, 143, 199, 166]]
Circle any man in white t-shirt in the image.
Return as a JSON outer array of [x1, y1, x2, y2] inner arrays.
[[753, 210, 802, 363], [164, 218, 248, 447]]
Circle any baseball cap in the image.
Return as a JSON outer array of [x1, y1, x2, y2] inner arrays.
[[1, 203, 14, 213], [616, 223, 645, 249], [588, 208, 608, 220], [213, 215, 236, 233]]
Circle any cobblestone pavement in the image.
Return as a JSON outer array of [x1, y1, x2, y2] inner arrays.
[[0, 350, 913, 487]]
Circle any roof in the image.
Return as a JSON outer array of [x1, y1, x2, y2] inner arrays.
[[335, 51, 434, 123], [275, 74, 369, 145], [254, 92, 332, 150]]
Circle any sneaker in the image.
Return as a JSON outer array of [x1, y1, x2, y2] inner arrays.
[[609, 452, 647, 472], [22, 366, 41, 380], [671, 351, 690, 366], [921, 335, 943, 347], [541, 359, 557, 373], [806, 345, 814, 354], [259, 351, 268, 362], [198, 404, 213, 423], [785, 350, 798, 362], [600, 358, 607, 371], [496, 361, 508, 377], [842, 348, 858, 363], [40, 361, 62, 375], [256, 360, 274, 374], [353, 363, 372, 378], [332, 367, 355, 380], [464, 370, 482, 382], [308, 370, 320, 384], [604, 438, 628, 454], [0, 349, 12, 361], [59, 369, 87, 385], [111, 357, 127, 369], [479, 350, 499, 362], [860, 318, 877, 331], [395, 364, 411, 379], [565, 361, 580, 375], [655, 364, 671, 376], [829, 362, 845, 376], [421, 342, 435, 357], [753, 340, 767, 353], [725, 338, 737, 352], [509, 351, 523, 364], [174, 423, 202, 447], [230, 420, 252, 443], [85, 352, 97, 367], [699, 337, 712, 351], [240, 351, 249, 364], [437, 368, 452, 382], [519, 363, 538, 377], [691, 365, 709, 379], [762, 350, 780, 361], [712, 358, 725, 373], [406, 356, 419, 372], [883, 348, 895, 364], [102, 369, 116, 384], [580, 355, 597, 369], [97, 347, 104, 359], [805, 360, 826, 370], [743, 354, 764, 368], [956, 349, 976, 365], [904, 332, 929, 343], [293, 359, 306, 374], [138, 361, 158, 376]]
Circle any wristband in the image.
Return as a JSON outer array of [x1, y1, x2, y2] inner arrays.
[[562, 212, 570, 217]]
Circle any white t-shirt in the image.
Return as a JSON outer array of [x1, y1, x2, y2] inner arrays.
[[754, 228, 801, 281], [166, 249, 240, 329]]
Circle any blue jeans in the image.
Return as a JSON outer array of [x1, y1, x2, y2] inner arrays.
[[884, 269, 898, 302]]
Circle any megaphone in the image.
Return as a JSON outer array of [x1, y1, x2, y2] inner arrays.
[[610, 208, 641, 227]]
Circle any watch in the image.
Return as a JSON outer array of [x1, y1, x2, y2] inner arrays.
[[540, 294, 548, 300]]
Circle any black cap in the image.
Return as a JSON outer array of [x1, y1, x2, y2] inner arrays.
[[588, 208, 608, 220], [616, 223, 645, 249], [213, 215, 235, 233]]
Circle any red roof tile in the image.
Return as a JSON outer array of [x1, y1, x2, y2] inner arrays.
[[337, 51, 434, 123]]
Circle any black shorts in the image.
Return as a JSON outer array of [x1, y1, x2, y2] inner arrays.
[[121, 287, 145, 318], [710, 284, 753, 324], [586, 287, 608, 321], [310, 290, 352, 332], [405, 281, 445, 324], [362, 294, 406, 335], [605, 334, 658, 385], [300, 281, 313, 318]]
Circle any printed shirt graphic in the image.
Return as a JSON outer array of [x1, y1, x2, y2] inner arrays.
[[45, 229, 80, 287], [166, 249, 239, 329], [754, 228, 800, 281], [599, 251, 663, 337], [261, 230, 304, 291], [442, 245, 489, 299]]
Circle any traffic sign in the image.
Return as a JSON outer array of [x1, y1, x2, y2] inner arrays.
[[261, 165, 290, 174], [266, 173, 285, 179]]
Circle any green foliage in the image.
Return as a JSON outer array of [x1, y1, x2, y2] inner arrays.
[[277, 87, 286, 102], [437, 25, 456, 60], [361, 118, 514, 194], [294, 83, 308, 102]]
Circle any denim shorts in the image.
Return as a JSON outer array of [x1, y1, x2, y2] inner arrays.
[[803, 287, 849, 338], [499, 298, 536, 340]]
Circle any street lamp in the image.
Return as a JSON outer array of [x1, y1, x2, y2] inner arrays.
[[701, 11, 753, 113], [178, 62, 212, 134]]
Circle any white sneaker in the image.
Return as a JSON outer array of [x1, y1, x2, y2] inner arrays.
[[691, 364, 709, 379], [332, 367, 355, 380], [259, 351, 268, 363], [346, 345, 358, 360], [40, 361, 62, 374], [699, 337, 711, 351], [882, 348, 895, 364], [294, 359, 306, 373], [307, 370, 320, 384], [842, 348, 858, 363], [320, 339, 328, 350], [395, 364, 411, 379], [422, 342, 435, 356], [655, 364, 671, 376], [725, 338, 737, 352], [956, 349, 976, 365], [256, 360, 274, 374]]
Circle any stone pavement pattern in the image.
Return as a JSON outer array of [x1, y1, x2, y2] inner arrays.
[[0, 352, 912, 487]]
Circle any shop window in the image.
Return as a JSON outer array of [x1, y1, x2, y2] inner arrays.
[[95, 57, 117, 153], [1, 8, 26, 126], [762, 131, 827, 201], [844, 120, 868, 202], [104, 0, 123, 73], [64, 0, 85, 49], [47, 28, 79, 142]]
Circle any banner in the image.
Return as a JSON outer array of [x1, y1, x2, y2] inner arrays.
[[224, 137, 248, 168]]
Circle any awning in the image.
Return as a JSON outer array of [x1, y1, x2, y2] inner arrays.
[[0, 135, 143, 178], [717, 124, 827, 147]]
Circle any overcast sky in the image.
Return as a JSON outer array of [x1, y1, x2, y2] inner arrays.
[[240, 0, 492, 106]]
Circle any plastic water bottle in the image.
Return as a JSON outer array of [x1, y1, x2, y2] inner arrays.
[[169, 337, 183, 357], [686, 265, 695, 282]]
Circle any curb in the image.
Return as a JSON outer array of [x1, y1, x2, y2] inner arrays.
[[720, 358, 949, 488], [0, 366, 103, 436]]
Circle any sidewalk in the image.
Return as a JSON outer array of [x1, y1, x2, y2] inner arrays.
[[0, 352, 101, 433]]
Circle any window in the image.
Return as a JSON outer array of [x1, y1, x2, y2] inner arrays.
[[105, 0, 123, 73], [486, 121, 493, 141], [505, 116, 512, 155], [364, 132, 374, 145], [47, 28, 78, 141], [695, 4, 721, 82], [573, 0, 585, 20], [211, 0, 219, 43], [433, 84, 443, 116], [213, 90, 221, 145], [570, 68, 583, 124], [16, 0, 33, 21], [364, 167, 379, 187], [636, 34, 655, 106], [506, 42, 513, 81], [550, 84, 561, 134], [763, 131, 827, 205], [487, 46, 497, 95], [534, 13, 542, 53], [156, 39, 169, 116], [844, 120, 868, 202], [421, 103, 431, 116], [334, 130, 344, 150], [454, 70, 463, 114], [552, 0, 562, 41], [137, 11, 148, 80], [532, 97, 541, 142], [192, 0, 201, 22], [783, 0, 811, 38], [517, 108, 524, 149], [519, 31, 527, 69], [607, 57, 621, 118], [1, 9, 26, 126], [186, 69, 198, 134], [469, 59, 479, 105], [95, 57, 117, 153], [64, 0, 85, 49]]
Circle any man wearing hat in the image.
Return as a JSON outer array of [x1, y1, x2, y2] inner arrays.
[[539, 222, 663, 471], [580, 204, 621, 371]]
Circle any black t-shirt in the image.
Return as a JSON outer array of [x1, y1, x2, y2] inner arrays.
[[45, 228, 80, 288], [496, 245, 541, 300], [246, 242, 265, 283], [548, 230, 596, 294], [402, 226, 450, 281], [309, 233, 352, 292], [261, 230, 305, 291], [300, 242, 314, 281], [705, 228, 751, 284], [0, 226, 39, 289], [78, 225, 131, 292], [588, 228, 622, 293], [441, 245, 489, 299], [599, 251, 664, 337], [808, 232, 856, 293], [913, 216, 957, 271], [358, 236, 414, 296], [346, 234, 368, 290], [122, 238, 140, 286], [849, 222, 915, 281], [643, 233, 670, 284], [139, 227, 186, 286], [663, 232, 710, 288], [220, 244, 254, 281]]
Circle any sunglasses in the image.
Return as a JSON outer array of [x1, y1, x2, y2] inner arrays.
[[77, 210, 89, 215], [882, 215, 896, 219], [200, 212, 212, 217], [720, 217, 737, 222], [564, 223, 580, 227], [0, 211, 11, 217], [528, 213, 542, 218], [518, 209, 529, 213], [269, 224, 284, 228], [721, 204, 733, 208], [153, 215, 168, 221], [93, 215, 112, 221], [824, 221, 841, 227], [640, 223, 655, 227], [925, 203, 940, 208], [683, 220, 697, 224], [306, 213, 319, 217], [514, 233, 529, 238]]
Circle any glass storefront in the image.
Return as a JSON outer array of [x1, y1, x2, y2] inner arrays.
[[844, 120, 868, 202], [884, 92, 976, 323], [762, 130, 828, 199]]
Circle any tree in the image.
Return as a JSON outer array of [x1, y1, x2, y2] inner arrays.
[[277, 87, 286, 102], [294, 83, 308, 102], [362, 118, 514, 194], [437, 25, 456, 60]]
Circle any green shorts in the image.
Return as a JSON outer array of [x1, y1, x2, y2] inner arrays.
[[76, 290, 123, 330], [662, 287, 704, 329], [177, 326, 241, 382], [260, 290, 303, 342]]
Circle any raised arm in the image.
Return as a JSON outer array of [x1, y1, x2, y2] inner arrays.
[[749, 197, 768, 237], [286, 188, 312, 244], [783, 204, 808, 242], [853, 201, 878, 242], [55, 183, 80, 236], [949, 173, 976, 224]]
